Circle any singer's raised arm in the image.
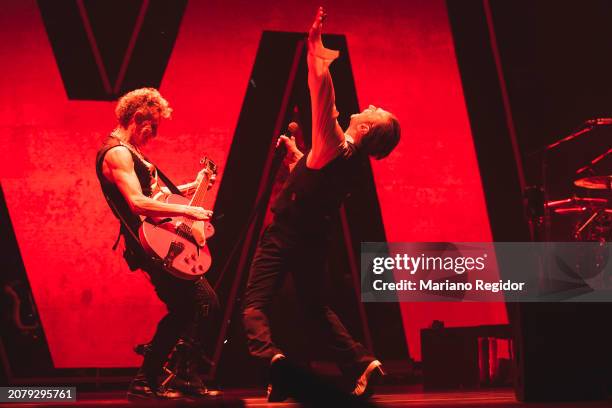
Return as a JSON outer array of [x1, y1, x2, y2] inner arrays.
[[306, 7, 346, 169]]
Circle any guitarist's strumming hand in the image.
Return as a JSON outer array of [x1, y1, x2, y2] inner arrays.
[[184, 206, 211, 247], [184, 206, 212, 221]]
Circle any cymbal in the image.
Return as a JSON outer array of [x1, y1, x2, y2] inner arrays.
[[574, 176, 612, 190]]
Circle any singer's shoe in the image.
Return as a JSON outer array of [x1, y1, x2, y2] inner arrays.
[[267, 353, 289, 402], [352, 359, 385, 398]]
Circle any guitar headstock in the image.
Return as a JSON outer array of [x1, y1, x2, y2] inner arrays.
[[199, 157, 218, 176]]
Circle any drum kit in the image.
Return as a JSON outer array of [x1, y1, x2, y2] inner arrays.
[[531, 121, 611, 288], [547, 178, 611, 241], [543, 125, 611, 242]]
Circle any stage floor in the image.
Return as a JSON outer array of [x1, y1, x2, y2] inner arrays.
[[2, 387, 612, 408]]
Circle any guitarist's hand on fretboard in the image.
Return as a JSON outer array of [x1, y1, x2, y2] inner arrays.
[[195, 168, 216, 191]]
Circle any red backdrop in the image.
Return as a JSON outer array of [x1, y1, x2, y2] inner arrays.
[[0, 0, 506, 367]]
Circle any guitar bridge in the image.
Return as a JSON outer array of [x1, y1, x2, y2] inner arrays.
[[177, 222, 193, 236]]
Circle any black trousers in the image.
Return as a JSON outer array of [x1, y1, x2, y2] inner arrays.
[[139, 260, 219, 385], [242, 221, 374, 373]]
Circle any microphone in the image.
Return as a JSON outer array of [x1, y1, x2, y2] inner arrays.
[[287, 121, 299, 135], [585, 118, 612, 126]]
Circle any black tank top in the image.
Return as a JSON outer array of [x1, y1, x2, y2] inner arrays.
[[95, 137, 154, 249], [272, 142, 362, 230]]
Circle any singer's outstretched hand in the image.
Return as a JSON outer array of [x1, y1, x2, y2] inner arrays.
[[308, 7, 327, 45], [308, 6, 326, 50]]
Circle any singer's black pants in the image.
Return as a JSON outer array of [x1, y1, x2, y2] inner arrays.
[[242, 220, 374, 374]]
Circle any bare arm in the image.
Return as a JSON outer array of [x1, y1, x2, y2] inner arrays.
[[159, 181, 197, 197], [103, 147, 210, 221], [306, 7, 346, 169]]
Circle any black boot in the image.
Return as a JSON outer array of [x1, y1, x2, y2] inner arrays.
[[172, 375, 222, 398], [174, 339, 222, 398], [127, 367, 185, 401]]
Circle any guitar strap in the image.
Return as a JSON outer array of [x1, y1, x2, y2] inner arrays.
[[142, 154, 183, 196], [108, 140, 185, 196]]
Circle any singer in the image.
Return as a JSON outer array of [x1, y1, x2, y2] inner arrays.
[[242, 7, 401, 401]]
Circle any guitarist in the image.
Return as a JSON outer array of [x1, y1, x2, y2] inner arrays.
[[95, 88, 219, 400]]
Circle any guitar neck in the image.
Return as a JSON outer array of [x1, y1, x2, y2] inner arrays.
[[181, 175, 211, 228], [179, 158, 216, 228], [189, 175, 210, 208]]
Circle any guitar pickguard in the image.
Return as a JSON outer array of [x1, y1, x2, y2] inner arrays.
[[163, 241, 185, 270]]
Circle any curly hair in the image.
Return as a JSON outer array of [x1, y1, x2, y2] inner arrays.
[[115, 88, 172, 128], [359, 115, 401, 159]]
